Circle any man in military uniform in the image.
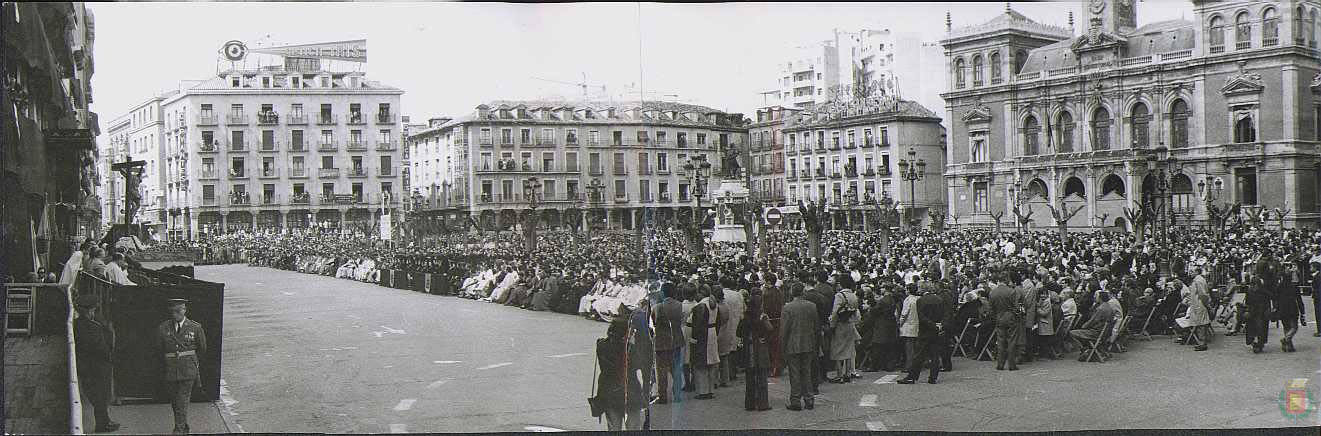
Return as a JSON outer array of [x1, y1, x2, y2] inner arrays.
[[159, 299, 208, 434], [74, 294, 119, 433]]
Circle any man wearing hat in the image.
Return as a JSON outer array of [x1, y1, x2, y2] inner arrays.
[[159, 298, 208, 434], [74, 294, 119, 433]]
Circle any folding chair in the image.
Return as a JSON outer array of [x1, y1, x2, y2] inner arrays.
[[1055, 315, 1078, 353], [1108, 316, 1133, 353], [953, 318, 975, 358], [1078, 318, 1116, 363], [977, 328, 996, 361]]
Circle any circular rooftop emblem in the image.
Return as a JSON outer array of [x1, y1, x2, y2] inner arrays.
[[221, 40, 247, 61]]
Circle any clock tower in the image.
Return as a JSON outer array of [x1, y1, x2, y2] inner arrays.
[[1085, 0, 1138, 35]]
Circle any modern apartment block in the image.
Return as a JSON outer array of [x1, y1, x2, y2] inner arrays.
[[748, 106, 800, 207], [760, 37, 843, 109], [102, 96, 168, 236], [406, 100, 748, 232], [127, 65, 406, 239]]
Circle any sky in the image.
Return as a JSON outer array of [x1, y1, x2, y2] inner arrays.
[[88, 1, 1193, 129]]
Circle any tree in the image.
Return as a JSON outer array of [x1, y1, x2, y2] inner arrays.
[[1044, 200, 1085, 244], [1243, 206, 1266, 229], [1094, 213, 1110, 229], [1123, 205, 1150, 241], [989, 210, 1005, 233], [927, 207, 947, 232], [872, 195, 899, 255], [1270, 207, 1291, 231], [799, 199, 828, 259], [1011, 204, 1034, 233]]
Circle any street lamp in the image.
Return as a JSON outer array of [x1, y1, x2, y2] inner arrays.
[[844, 186, 858, 230], [585, 177, 605, 232], [895, 147, 925, 230], [1010, 178, 1026, 233], [522, 177, 542, 252], [1143, 144, 1174, 277], [1197, 176, 1223, 229], [682, 155, 712, 250]]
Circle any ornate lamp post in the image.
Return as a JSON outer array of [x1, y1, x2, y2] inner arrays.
[[522, 176, 542, 253], [1010, 177, 1025, 233], [895, 147, 926, 231], [1197, 176, 1224, 229], [845, 186, 859, 230], [584, 177, 604, 235], [1143, 145, 1173, 277], [682, 155, 712, 252]]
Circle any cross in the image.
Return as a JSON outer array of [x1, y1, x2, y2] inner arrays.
[[111, 156, 147, 225]]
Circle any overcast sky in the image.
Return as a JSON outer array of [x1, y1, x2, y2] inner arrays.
[[88, 1, 1192, 126]]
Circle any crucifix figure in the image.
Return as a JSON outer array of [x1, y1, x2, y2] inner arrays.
[[112, 157, 147, 225]]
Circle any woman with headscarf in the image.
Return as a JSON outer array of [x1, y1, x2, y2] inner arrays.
[[594, 318, 646, 430], [829, 275, 862, 383]]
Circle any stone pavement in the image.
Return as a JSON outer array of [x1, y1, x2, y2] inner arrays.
[[82, 399, 233, 435], [4, 334, 71, 434]]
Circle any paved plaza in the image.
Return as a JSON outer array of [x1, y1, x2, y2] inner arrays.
[[204, 264, 1321, 433]]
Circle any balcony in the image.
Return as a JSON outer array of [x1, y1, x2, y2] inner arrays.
[[226, 113, 248, 125], [261, 194, 279, 205], [288, 142, 307, 152], [639, 167, 652, 175], [290, 193, 311, 205], [259, 168, 279, 179], [376, 141, 397, 151], [877, 168, 892, 177], [379, 167, 396, 177], [198, 140, 219, 153], [613, 167, 627, 176], [864, 168, 875, 177], [376, 113, 395, 124], [500, 140, 515, 148], [615, 194, 629, 203], [1210, 45, 1225, 54], [318, 141, 338, 152], [640, 194, 654, 203], [535, 138, 556, 147], [829, 142, 840, 151], [1235, 41, 1251, 50], [229, 142, 248, 153], [197, 115, 218, 126], [229, 194, 251, 205], [287, 114, 307, 125], [1263, 37, 1278, 47], [862, 138, 875, 148], [785, 147, 797, 156], [200, 170, 218, 180], [829, 171, 842, 179], [815, 170, 827, 180], [677, 140, 688, 148], [346, 141, 368, 152], [288, 168, 307, 178], [318, 168, 340, 178], [348, 167, 368, 178], [228, 169, 248, 179], [787, 172, 798, 181], [845, 142, 856, 149], [845, 169, 858, 178], [317, 114, 338, 125], [654, 140, 670, 147], [346, 112, 367, 125], [203, 197, 217, 206], [589, 167, 604, 176], [258, 141, 281, 152], [256, 113, 280, 125], [565, 137, 580, 147]]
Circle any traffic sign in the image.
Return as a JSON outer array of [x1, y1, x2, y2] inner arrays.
[[765, 207, 783, 226]]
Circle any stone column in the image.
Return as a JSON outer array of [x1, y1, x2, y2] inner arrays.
[[1124, 164, 1140, 214], [186, 209, 196, 240], [1086, 171, 1098, 228], [605, 208, 614, 230], [220, 212, 229, 235], [281, 211, 288, 233], [1282, 66, 1299, 139]]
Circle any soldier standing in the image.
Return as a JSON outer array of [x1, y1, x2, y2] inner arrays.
[[159, 299, 208, 434], [74, 294, 119, 433]]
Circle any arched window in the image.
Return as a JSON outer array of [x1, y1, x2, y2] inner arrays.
[[1311, 9, 1318, 47], [1023, 115, 1041, 155], [955, 58, 966, 89], [1263, 8, 1280, 46], [1236, 12, 1252, 49], [1027, 178, 1049, 200], [1101, 174, 1126, 198], [1014, 50, 1028, 75], [973, 55, 984, 85], [1296, 7, 1307, 45], [1171, 174, 1194, 214], [1234, 114, 1256, 143], [1210, 16, 1226, 48], [1057, 111, 1075, 152], [1063, 177, 1086, 198], [1169, 99, 1190, 148], [990, 52, 1002, 83], [1130, 103, 1151, 148], [1092, 107, 1112, 150]]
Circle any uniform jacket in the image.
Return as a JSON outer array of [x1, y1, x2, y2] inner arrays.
[[158, 318, 207, 382], [1081, 301, 1116, 333], [915, 293, 947, 341], [74, 317, 114, 377], [652, 298, 685, 352], [988, 283, 1021, 328], [780, 297, 818, 355]]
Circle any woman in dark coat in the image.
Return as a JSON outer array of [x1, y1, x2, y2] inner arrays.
[[1275, 265, 1300, 352], [865, 286, 901, 371], [740, 288, 774, 411], [595, 318, 646, 430]]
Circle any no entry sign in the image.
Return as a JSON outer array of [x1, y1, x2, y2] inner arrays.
[[765, 207, 783, 226]]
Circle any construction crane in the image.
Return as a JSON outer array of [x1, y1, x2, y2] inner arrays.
[[531, 73, 607, 101]]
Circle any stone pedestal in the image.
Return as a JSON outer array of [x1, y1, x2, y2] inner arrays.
[[711, 180, 748, 243]]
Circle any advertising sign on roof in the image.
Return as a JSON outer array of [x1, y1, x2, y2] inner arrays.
[[250, 39, 367, 62]]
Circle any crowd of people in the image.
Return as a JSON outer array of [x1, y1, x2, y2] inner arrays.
[[187, 224, 1320, 430]]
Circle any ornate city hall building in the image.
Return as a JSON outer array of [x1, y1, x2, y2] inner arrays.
[[942, 0, 1321, 230]]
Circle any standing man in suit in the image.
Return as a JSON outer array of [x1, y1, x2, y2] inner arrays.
[[780, 284, 818, 411], [805, 271, 834, 394], [988, 272, 1023, 371], [652, 282, 685, 404], [761, 275, 786, 378], [899, 283, 947, 384], [159, 299, 207, 434], [687, 286, 720, 400], [1246, 251, 1278, 353], [74, 294, 119, 433]]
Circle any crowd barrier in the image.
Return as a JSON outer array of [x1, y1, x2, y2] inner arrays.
[[3, 251, 87, 433]]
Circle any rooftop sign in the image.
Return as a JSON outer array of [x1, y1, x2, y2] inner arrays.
[[249, 39, 366, 62]]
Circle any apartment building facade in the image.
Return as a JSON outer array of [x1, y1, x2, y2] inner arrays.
[[407, 100, 747, 232], [142, 67, 404, 239]]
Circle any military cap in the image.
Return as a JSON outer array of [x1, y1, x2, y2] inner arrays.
[[165, 298, 188, 308]]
